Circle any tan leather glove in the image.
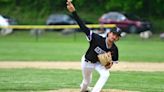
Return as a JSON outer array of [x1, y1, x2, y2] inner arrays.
[[97, 52, 113, 69]]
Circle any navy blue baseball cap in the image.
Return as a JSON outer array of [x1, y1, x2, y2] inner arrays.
[[110, 27, 122, 37]]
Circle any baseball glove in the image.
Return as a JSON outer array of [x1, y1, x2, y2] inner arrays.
[[97, 52, 112, 66]]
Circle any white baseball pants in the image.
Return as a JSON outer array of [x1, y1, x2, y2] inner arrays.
[[80, 55, 110, 92]]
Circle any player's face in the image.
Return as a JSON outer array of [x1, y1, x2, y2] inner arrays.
[[107, 32, 120, 42]]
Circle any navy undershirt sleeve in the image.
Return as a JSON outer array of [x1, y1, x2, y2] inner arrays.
[[72, 11, 91, 38]]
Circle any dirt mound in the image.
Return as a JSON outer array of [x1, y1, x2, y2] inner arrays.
[[0, 61, 164, 72]]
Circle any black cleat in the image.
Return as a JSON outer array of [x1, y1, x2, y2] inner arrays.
[[81, 90, 90, 92]]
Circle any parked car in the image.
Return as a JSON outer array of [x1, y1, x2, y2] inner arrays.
[[46, 13, 93, 32], [1, 15, 17, 25], [46, 13, 76, 32], [99, 12, 152, 33], [46, 13, 76, 25], [0, 14, 17, 35]]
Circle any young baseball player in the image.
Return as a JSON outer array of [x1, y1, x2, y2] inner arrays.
[[67, 0, 121, 92]]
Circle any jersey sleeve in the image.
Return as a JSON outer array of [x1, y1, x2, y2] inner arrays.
[[72, 11, 92, 41], [111, 43, 119, 63]]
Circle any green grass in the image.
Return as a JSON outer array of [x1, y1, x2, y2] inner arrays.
[[0, 31, 87, 61], [117, 34, 164, 62], [0, 69, 163, 92], [0, 31, 164, 62]]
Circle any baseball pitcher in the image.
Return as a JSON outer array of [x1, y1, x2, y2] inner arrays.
[[67, 0, 121, 92]]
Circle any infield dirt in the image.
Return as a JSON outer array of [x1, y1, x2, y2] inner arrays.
[[0, 61, 164, 71]]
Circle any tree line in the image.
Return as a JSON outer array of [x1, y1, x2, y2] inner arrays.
[[0, 0, 163, 18]]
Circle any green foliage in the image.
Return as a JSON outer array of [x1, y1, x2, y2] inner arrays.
[[0, 0, 164, 31], [1, 0, 164, 18], [151, 18, 164, 33]]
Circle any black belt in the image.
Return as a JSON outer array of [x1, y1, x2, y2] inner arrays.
[[85, 59, 94, 63]]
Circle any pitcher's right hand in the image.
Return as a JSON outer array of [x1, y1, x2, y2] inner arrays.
[[66, 0, 75, 12]]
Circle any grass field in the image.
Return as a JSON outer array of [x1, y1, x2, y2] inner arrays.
[[0, 69, 163, 92], [0, 31, 164, 62], [0, 31, 164, 92]]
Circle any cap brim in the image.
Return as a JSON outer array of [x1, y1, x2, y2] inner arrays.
[[112, 31, 121, 37]]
